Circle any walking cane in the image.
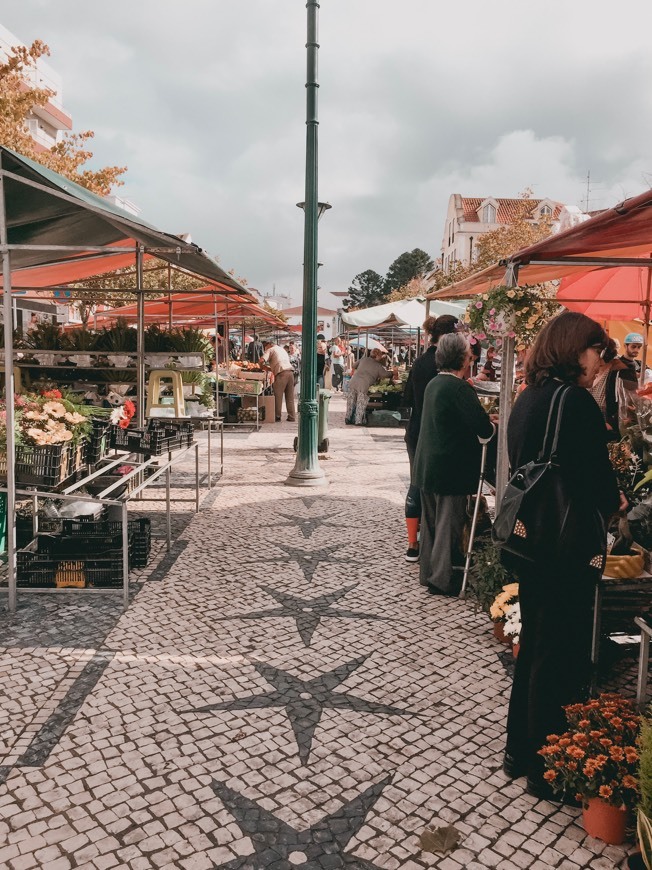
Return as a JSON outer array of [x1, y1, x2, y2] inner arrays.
[[460, 439, 489, 599]]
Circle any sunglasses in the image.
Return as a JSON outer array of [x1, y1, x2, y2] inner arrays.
[[591, 343, 616, 362]]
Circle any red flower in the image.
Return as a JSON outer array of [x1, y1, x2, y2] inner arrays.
[[119, 418, 130, 430]]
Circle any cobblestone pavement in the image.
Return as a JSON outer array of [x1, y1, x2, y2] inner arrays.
[[0, 394, 639, 869]]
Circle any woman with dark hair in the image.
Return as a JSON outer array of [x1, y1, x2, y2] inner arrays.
[[402, 314, 458, 561], [503, 311, 623, 801], [413, 333, 494, 593]]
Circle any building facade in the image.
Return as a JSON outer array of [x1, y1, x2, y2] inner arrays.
[[440, 194, 563, 272]]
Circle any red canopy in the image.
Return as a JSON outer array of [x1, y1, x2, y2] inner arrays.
[[558, 267, 652, 321]]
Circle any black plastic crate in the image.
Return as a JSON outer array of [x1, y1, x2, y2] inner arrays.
[[57, 517, 151, 568], [110, 425, 170, 455], [86, 418, 112, 465], [1, 443, 84, 488], [17, 537, 124, 588]]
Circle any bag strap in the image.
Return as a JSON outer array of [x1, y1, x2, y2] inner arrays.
[[537, 384, 571, 462]]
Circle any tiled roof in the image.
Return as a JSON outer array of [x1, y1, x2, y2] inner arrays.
[[460, 197, 563, 224]]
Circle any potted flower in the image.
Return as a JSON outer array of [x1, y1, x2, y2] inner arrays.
[[468, 541, 510, 614], [169, 326, 213, 369], [489, 583, 519, 644], [144, 324, 175, 368], [539, 693, 641, 845], [465, 284, 561, 350], [503, 600, 521, 657]]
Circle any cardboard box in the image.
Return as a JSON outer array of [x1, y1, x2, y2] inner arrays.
[[261, 395, 276, 424]]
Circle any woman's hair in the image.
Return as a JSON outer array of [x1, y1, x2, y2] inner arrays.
[[525, 311, 608, 386], [435, 332, 470, 372], [424, 314, 458, 343]]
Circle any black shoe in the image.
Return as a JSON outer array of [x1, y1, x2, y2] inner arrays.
[[503, 752, 526, 780], [426, 585, 457, 597], [275, 416, 281, 422], [405, 547, 419, 562], [525, 776, 580, 807], [345, 418, 354, 425], [287, 417, 296, 422]]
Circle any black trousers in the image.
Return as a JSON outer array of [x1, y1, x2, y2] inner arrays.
[[332, 364, 344, 390], [506, 565, 597, 779], [405, 440, 421, 520]]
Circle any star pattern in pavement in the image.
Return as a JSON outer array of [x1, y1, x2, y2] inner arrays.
[[218, 584, 389, 647], [270, 543, 350, 583], [189, 656, 418, 765], [265, 511, 338, 539], [211, 773, 393, 869]]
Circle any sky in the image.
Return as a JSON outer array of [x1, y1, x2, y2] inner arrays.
[[4, 0, 652, 308]]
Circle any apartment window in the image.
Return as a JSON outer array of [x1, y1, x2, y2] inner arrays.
[[540, 205, 552, 216], [483, 204, 496, 223]]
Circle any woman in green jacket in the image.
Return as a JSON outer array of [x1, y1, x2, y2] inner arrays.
[[412, 332, 495, 595]]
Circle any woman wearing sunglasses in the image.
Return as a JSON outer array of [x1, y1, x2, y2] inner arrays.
[[502, 311, 624, 803]]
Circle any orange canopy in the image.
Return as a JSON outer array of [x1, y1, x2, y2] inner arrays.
[[557, 267, 652, 321]]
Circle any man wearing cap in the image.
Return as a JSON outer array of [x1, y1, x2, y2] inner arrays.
[[261, 340, 296, 422], [621, 332, 644, 378]]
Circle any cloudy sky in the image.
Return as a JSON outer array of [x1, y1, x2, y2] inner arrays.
[[4, 1, 652, 307]]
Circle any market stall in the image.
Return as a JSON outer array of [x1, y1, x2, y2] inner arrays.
[[0, 146, 253, 612]]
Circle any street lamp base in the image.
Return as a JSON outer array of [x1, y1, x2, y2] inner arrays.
[[285, 467, 328, 487]]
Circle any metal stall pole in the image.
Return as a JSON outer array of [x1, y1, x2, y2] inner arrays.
[[213, 299, 219, 414], [494, 264, 518, 499], [121, 502, 130, 610], [165, 467, 171, 552], [136, 245, 146, 427], [167, 263, 173, 330], [195, 441, 200, 512], [640, 260, 652, 388], [0, 169, 17, 613]]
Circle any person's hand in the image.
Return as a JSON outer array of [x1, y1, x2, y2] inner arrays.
[[618, 491, 629, 513], [489, 413, 499, 424]]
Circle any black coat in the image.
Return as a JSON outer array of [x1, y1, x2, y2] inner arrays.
[[508, 380, 619, 523], [403, 346, 438, 450]]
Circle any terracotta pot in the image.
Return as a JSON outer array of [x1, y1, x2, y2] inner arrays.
[[512, 642, 520, 659], [493, 621, 510, 644], [582, 798, 628, 845]]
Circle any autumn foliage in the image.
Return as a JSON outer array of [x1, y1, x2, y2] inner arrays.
[[0, 40, 125, 196]]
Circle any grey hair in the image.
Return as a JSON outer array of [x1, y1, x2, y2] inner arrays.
[[435, 332, 470, 372]]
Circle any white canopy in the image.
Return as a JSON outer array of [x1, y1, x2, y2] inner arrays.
[[341, 297, 465, 330]]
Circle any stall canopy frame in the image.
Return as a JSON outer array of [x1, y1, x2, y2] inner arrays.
[[425, 188, 652, 497], [0, 146, 254, 614]]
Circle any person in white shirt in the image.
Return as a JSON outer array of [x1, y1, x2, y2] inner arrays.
[[261, 341, 297, 422], [330, 339, 345, 391]]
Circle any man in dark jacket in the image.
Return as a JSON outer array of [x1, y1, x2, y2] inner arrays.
[[402, 314, 458, 562], [246, 334, 264, 363]]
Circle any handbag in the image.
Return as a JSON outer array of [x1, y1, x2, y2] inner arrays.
[[492, 384, 606, 573]]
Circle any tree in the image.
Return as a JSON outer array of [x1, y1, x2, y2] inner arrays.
[[387, 274, 438, 303], [342, 269, 387, 311], [70, 260, 205, 326], [0, 40, 126, 195], [384, 248, 435, 296]]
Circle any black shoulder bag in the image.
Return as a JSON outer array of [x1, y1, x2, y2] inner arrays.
[[492, 384, 606, 573]]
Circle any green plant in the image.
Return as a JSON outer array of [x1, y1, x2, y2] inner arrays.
[[96, 318, 137, 352], [144, 324, 175, 353], [199, 377, 215, 409], [467, 541, 510, 614], [169, 326, 214, 360], [24, 320, 66, 350], [0, 328, 28, 350], [638, 713, 652, 867], [181, 370, 205, 387], [66, 328, 98, 351]]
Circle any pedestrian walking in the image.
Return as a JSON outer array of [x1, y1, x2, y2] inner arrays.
[[261, 340, 297, 422]]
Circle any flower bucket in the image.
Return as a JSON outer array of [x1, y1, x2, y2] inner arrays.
[[74, 354, 93, 368], [582, 798, 628, 845], [33, 352, 57, 366], [108, 384, 131, 396], [108, 354, 132, 368], [493, 620, 510, 644]]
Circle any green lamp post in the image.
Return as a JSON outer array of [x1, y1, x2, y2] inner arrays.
[[286, 0, 331, 487]]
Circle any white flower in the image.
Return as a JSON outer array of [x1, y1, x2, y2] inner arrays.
[[504, 602, 521, 644]]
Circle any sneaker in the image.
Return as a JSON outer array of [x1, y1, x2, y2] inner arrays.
[[287, 417, 296, 422], [405, 546, 419, 562]]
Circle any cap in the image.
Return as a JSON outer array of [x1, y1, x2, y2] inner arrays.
[[625, 333, 644, 345]]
